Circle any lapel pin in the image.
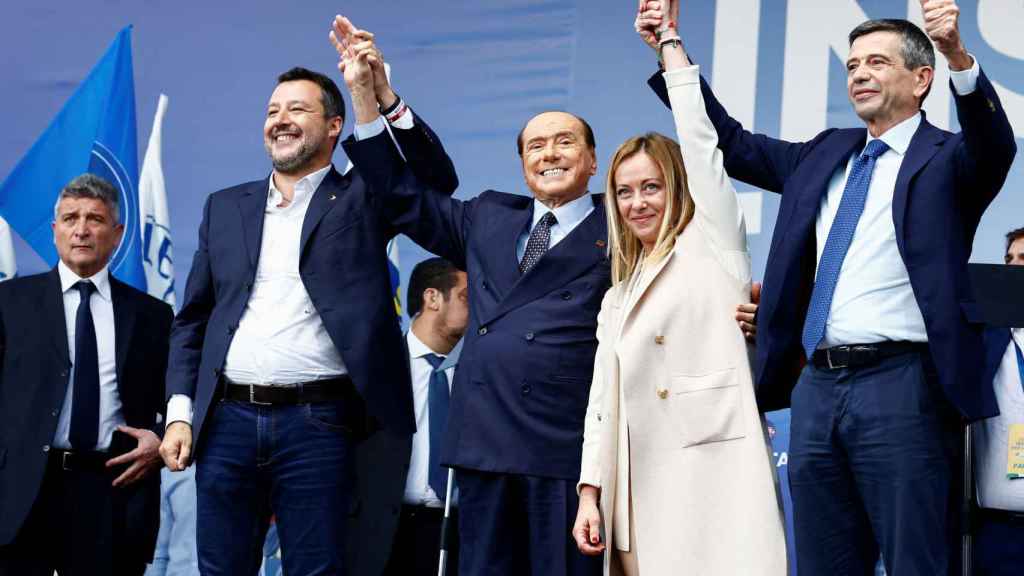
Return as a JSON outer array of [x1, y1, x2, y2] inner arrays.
[[329, 194, 337, 201], [595, 239, 606, 248]]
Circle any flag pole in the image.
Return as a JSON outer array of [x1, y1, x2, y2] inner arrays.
[[437, 467, 456, 576]]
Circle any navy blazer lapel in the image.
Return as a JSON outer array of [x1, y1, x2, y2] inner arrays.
[[300, 168, 348, 255], [892, 117, 946, 253], [110, 278, 136, 392], [238, 178, 269, 269], [791, 130, 866, 235], [482, 198, 606, 326], [43, 268, 71, 369], [478, 200, 533, 299]]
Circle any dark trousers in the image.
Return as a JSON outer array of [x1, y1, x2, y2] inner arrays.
[[789, 350, 962, 576], [456, 470, 602, 576], [195, 399, 355, 576], [0, 454, 147, 576], [974, 510, 1024, 576], [383, 504, 459, 576]]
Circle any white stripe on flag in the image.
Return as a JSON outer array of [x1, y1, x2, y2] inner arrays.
[[139, 94, 176, 308]]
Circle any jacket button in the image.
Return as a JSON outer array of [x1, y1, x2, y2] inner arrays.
[[478, 326, 488, 336], [525, 332, 535, 341], [521, 383, 532, 395], [657, 388, 668, 399], [51, 410, 59, 417], [42, 445, 50, 453], [654, 335, 665, 345], [597, 413, 603, 422], [561, 291, 572, 300]]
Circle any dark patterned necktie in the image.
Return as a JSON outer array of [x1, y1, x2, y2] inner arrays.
[[70, 281, 99, 450], [519, 211, 557, 274]]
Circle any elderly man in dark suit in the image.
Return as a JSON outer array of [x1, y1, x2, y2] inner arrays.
[[642, 0, 1016, 573], [0, 173, 173, 575], [334, 17, 607, 576], [157, 49, 458, 575]]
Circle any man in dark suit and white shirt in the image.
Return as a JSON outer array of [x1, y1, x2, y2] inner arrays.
[[157, 41, 458, 572], [0, 174, 172, 575], [334, 16, 606, 576], [972, 226, 1024, 576], [643, 0, 1016, 572], [348, 257, 468, 576]]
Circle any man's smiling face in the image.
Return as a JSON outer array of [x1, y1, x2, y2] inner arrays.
[[519, 111, 597, 207]]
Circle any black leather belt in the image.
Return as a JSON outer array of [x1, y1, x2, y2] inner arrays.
[[978, 506, 1024, 525], [49, 448, 111, 473], [220, 375, 354, 405], [811, 341, 927, 370], [400, 503, 452, 520]]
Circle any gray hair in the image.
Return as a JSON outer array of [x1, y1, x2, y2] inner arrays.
[[53, 173, 121, 223], [849, 19, 936, 103]]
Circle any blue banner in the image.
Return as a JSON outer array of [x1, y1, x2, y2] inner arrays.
[[0, 26, 144, 290]]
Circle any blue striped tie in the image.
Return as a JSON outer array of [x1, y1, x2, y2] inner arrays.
[[801, 139, 890, 357]]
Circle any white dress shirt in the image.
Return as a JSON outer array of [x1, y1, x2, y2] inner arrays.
[[515, 194, 595, 262], [816, 59, 980, 347], [975, 328, 1024, 512], [166, 165, 346, 425], [403, 330, 455, 508], [53, 261, 124, 451]]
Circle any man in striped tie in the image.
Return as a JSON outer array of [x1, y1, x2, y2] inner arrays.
[[641, 0, 1016, 573]]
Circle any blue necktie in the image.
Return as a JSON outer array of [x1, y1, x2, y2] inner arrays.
[[801, 139, 890, 357], [1013, 338, 1024, 395], [424, 353, 450, 501], [70, 281, 100, 450]]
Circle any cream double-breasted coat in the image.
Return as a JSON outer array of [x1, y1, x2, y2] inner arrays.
[[578, 66, 787, 576]]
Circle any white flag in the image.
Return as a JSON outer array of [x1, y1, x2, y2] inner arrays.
[[0, 216, 17, 282], [139, 94, 176, 308]]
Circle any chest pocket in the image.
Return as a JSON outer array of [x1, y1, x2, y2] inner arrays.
[[669, 367, 746, 447]]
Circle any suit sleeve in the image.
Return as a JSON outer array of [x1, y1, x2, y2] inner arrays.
[[165, 195, 215, 401], [648, 70, 816, 194], [952, 69, 1018, 223], [343, 130, 473, 270], [389, 110, 460, 196]]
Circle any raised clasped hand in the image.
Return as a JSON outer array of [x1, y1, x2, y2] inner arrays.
[[330, 15, 386, 96]]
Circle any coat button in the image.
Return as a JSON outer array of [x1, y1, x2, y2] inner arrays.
[[654, 335, 665, 345], [51, 409, 59, 417], [657, 388, 668, 399], [525, 332, 535, 341], [478, 326, 488, 336], [597, 413, 603, 422], [521, 383, 532, 395], [561, 291, 572, 300], [42, 445, 50, 453]]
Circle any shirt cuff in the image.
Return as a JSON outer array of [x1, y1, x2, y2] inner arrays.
[[390, 108, 415, 130], [949, 54, 979, 96], [166, 394, 194, 427], [353, 117, 387, 141]]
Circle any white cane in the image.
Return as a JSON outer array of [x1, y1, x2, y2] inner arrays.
[[437, 467, 457, 576]]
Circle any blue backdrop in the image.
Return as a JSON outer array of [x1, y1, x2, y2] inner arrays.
[[2, 1, 1022, 571]]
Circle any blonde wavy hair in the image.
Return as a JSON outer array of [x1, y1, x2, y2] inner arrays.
[[605, 132, 695, 285]]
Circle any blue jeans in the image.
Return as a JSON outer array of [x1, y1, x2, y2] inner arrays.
[[788, 351, 961, 576], [196, 399, 354, 575]]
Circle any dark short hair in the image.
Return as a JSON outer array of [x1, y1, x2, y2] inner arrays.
[[54, 173, 120, 223], [407, 258, 462, 319], [848, 19, 936, 103], [277, 67, 345, 124], [516, 111, 596, 156], [1007, 226, 1024, 254]]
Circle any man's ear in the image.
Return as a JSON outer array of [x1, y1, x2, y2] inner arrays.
[[914, 66, 934, 101]]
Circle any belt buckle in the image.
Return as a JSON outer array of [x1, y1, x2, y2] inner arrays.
[[248, 383, 272, 406], [826, 347, 848, 370], [62, 451, 73, 471]]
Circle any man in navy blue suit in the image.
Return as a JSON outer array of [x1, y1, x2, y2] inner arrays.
[[643, 0, 1016, 573], [971, 227, 1024, 576], [157, 34, 458, 574], [334, 16, 606, 575]]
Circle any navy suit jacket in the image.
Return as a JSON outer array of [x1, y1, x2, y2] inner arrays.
[[348, 131, 611, 480], [0, 269, 173, 559], [981, 327, 1013, 392], [651, 70, 1016, 420], [166, 114, 458, 450]]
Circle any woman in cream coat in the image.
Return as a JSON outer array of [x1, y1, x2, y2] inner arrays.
[[571, 4, 787, 575]]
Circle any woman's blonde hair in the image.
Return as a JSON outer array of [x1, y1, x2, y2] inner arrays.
[[604, 132, 695, 285]]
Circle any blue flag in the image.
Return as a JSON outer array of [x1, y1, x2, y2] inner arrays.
[[0, 26, 145, 290]]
